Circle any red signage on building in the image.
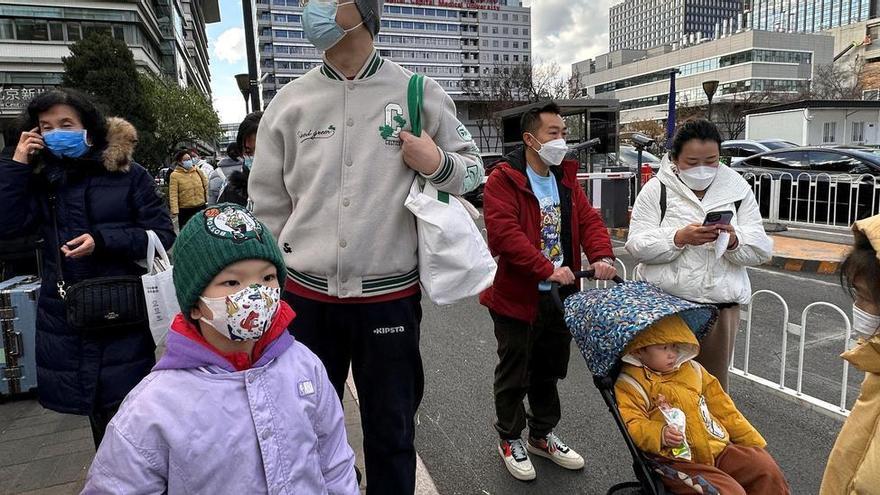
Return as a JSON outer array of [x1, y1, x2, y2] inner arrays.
[[387, 0, 501, 11]]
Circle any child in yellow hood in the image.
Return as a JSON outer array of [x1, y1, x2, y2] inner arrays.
[[615, 313, 790, 494]]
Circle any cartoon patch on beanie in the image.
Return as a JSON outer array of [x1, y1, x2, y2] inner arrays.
[[204, 205, 263, 243]]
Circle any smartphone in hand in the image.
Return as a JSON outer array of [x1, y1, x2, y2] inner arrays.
[[703, 210, 734, 227]]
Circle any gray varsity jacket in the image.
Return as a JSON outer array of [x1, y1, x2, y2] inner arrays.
[[250, 50, 483, 298]]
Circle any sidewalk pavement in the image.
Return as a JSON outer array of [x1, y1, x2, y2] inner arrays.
[[0, 379, 437, 495], [609, 223, 853, 274]]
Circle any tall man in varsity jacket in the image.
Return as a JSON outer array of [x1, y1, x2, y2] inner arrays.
[[249, 1, 483, 493]]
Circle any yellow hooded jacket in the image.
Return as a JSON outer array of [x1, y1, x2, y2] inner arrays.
[[614, 314, 766, 465], [820, 214, 880, 494]]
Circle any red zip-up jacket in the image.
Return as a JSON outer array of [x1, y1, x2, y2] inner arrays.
[[479, 147, 614, 323]]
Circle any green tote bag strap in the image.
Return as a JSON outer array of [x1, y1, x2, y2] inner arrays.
[[406, 73, 449, 204], [407, 73, 425, 137]]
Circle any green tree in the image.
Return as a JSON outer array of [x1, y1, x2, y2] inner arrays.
[[140, 74, 222, 162], [61, 32, 157, 168]]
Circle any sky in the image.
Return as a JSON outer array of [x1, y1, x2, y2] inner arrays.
[[206, 0, 613, 124]]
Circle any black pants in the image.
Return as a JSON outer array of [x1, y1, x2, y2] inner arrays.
[[178, 205, 205, 229], [88, 405, 119, 449], [491, 292, 572, 440], [285, 291, 424, 495]]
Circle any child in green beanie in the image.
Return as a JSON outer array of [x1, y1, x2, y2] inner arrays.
[[83, 204, 358, 494]]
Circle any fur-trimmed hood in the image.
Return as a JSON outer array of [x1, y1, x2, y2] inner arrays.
[[101, 117, 138, 173]]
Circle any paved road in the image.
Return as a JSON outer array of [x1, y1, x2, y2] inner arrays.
[[415, 240, 851, 494]]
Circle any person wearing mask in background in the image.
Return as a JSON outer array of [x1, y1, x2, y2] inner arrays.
[[218, 111, 260, 207], [190, 148, 214, 180], [625, 120, 772, 391], [168, 149, 208, 228], [480, 102, 616, 481], [208, 142, 242, 205], [820, 215, 880, 494], [249, 1, 483, 492], [0, 88, 174, 447]]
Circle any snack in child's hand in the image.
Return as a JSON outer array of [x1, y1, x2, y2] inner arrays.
[[658, 394, 692, 460]]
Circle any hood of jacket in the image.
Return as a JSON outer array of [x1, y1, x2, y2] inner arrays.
[[842, 335, 880, 374], [216, 156, 243, 173], [657, 155, 752, 212], [37, 117, 138, 174], [622, 314, 700, 371], [154, 301, 296, 373], [496, 145, 579, 191]]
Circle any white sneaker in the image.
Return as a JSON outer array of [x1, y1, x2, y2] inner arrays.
[[527, 432, 585, 470], [498, 438, 536, 481]]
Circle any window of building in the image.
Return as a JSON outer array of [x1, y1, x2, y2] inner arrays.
[[67, 23, 82, 41], [482, 39, 488, 47], [492, 13, 498, 20], [481, 12, 487, 19], [524, 41, 529, 49], [502, 27, 508, 34], [823, 122, 837, 143], [492, 40, 498, 47], [502, 13, 508, 21], [513, 28, 519, 35], [49, 22, 64, 41], [514, 55, 519, 62], [503, 40, 508, 48], [513, 41, 519, 48], [0, 19, 13, 40], [493, 53, 499, 61], [523, 28, 529, 36], [503, 54, 509, 62], [853, 121, 866, 143], [482, 25, 487, 33], [492, 26, 498, 34]]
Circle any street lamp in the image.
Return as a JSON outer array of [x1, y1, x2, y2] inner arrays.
[[702, 80, 720, 121], [235, 73, 250, 114]]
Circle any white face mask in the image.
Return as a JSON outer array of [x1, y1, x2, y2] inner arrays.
[[677, 164, 718, 191], [528, 133, 568, 167], [199, 285, 281, 341], [853, 305, 880, 339]]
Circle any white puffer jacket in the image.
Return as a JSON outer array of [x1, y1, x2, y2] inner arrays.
[[626, 157, 773, 305]]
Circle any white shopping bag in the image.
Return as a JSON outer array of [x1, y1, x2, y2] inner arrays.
[[142, 230, 178, 346], [405, 177, 497, 305]]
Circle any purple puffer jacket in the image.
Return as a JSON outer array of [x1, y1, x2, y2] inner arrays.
[[82, 318, 358, 495]]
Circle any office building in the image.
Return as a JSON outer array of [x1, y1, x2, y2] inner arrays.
[[0, 0, 220, 136], [256, 0, 531, 152], [574, 29, 834, 127], [610, 0, 744, 52], [747, 0, 878, 33]]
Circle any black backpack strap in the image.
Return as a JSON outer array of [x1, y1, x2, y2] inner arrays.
[[734, 199, 742, 212], [659, 183, 667, 223]]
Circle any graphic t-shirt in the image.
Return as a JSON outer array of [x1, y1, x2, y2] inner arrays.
[[526, 166, 563, 291]]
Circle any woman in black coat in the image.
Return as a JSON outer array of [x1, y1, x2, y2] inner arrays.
[[0, 89, 175, 447]]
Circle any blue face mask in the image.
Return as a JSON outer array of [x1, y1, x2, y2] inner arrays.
[[302, 0, 364, 52], [181, 159, 194, 170], [43, 129, 90, 159], [243, 156, 254, 170]]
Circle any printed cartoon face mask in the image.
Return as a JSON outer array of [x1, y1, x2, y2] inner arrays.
[[200, 284, 280, 341]]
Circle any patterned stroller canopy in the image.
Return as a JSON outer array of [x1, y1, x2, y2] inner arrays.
[[564, 281, 719, 378]]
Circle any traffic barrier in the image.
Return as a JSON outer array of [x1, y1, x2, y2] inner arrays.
[[742, 171, 880, 229]]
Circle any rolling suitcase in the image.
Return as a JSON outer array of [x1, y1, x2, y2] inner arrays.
[[0, 275, 40, 397]]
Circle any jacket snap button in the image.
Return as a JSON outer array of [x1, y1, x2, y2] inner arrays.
[[340, 240, 347, 248], [346, 118, 354, 127], [343, 198, 350, 207]]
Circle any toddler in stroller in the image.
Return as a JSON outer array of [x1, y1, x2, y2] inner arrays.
[[563, 280, 790, 495]]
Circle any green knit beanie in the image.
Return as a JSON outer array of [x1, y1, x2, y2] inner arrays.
[[172, 203, 287, 316]]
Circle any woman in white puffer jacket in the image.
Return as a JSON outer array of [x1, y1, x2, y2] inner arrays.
[[626, 120, 773, 390]]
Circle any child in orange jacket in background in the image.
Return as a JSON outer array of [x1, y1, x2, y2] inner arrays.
[[614, 314, 791, 495]]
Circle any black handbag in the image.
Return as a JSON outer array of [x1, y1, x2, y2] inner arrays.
[[49, 194, 147, 333]]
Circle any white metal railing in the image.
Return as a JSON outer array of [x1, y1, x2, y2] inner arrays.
[[732, 290, 854, 419], [742, 171, 880, 229]]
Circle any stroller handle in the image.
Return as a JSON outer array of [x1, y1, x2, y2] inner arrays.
[[550, 269, 625, 313]]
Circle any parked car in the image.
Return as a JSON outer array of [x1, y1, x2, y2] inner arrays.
[[463, 152, 502, 205], [731, 147, 880, 226], [721, 139, 798, 164], [610, 145, 662, 171]]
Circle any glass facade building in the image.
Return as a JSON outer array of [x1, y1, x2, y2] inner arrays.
[[610, 0, 744, 51], [0, 0, 219, 127], [748, 0, 878, 33]]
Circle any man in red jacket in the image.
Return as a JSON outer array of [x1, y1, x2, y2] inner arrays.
[[480, 102, 616, 481]]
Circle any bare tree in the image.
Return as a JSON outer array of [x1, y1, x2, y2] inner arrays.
[[462, 60, 582, 152], [810, 59, 866, 100]]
